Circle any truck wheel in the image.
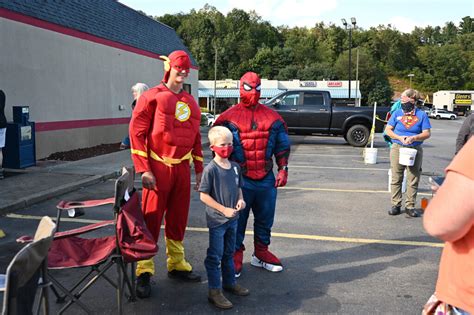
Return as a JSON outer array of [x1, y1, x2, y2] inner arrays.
[[346, 124, 369, 147]]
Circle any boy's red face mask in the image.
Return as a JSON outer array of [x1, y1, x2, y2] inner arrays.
[[160, 50, 191, 83], [211, 145, 233, 158], [240, 72, 261, 107]]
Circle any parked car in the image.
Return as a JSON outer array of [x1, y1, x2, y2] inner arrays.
[[420, 106, 432, 115], [202, 113, 219, 126], [429, 108, 457, 120], [265, 90, 390, 147]]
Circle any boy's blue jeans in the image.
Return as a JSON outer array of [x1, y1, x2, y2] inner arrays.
[[205, 219, 238, 289]]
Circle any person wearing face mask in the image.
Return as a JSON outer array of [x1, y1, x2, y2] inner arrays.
[[199, 126, 249, 309], [129, 50, 204, 298], [214, 72, 291, 277], [385, 89, 431, 218]]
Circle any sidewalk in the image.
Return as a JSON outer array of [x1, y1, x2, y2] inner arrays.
[[0, 127, 210, 216]]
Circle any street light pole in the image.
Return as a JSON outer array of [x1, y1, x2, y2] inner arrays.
[[348, 26, 352, 100], [213, 45, 217, 117], [342, 18, 357, 102], [408, 73, 414, 88]]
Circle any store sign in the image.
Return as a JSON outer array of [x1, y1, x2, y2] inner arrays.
[[327, 81, 342, 87], [454, 93, 472, 105], [216, 80, 238, 89], [299, 81, 317, 87]]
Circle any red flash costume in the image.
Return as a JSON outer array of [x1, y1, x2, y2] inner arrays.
[[130, 51, 203, 278]]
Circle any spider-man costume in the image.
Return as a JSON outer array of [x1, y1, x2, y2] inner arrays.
[[214, 72, 290, 276], [129, 50, 203, 280]]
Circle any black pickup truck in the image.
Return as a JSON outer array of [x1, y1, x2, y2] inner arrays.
[[265, 90, 390, 147]]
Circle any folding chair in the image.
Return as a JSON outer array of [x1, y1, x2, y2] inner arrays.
[[1, 216, 56, 315], [45, 167, 157, 314]]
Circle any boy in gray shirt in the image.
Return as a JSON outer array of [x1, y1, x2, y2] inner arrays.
[[199, 126, 249, 309]]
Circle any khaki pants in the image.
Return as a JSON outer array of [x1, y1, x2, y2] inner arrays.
[[390, 143, 423, 209]]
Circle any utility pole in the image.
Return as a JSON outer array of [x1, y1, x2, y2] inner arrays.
[[408, 73, 414, 88], [213, 45, 218, 117], [342, 18, 357, 102]]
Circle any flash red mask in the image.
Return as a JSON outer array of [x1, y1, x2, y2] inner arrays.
[[160, 50, 191, 83], [211, 145, 233, 159], [240, 72, 261, 107]]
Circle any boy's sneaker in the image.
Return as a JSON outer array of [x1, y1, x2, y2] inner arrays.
[[233, 245, 245, 278], [251, 241, 283, 272], [136, 272, 152, 298], [208, 289, 233, 309], [223, 284, 250, 296]]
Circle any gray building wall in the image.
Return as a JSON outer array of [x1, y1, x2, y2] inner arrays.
[[0, 18, 199, 158]]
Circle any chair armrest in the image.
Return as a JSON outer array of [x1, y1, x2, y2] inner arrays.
[[17, 235, 34, 243], [53, 220, 115, 240], [56, 197, 115, 210]]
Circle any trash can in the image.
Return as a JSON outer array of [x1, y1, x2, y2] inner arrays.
[[3, 106, 36, 168]]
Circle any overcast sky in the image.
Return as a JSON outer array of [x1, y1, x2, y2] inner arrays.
[[119, 0, 473, 33]]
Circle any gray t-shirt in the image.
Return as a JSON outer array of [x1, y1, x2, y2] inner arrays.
[[199, 160, 243, 228]]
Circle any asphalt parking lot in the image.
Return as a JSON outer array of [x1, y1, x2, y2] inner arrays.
[[0, 117, 465, 314]]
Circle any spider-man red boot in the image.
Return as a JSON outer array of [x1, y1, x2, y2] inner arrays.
[[233, 245, 245, 278], [251, 240, 283, 272]]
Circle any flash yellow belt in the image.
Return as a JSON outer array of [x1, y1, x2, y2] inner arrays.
[[132, 148, 202, 167]]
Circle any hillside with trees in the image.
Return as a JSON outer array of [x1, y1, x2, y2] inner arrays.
[[155, 6, 473, 106]]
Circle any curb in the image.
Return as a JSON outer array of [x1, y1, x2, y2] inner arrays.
[[0, 172, 118, 216]]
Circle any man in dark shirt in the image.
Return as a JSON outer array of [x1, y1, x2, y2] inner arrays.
[[0, 90, 8, 179], [455, 115, 474, 154]]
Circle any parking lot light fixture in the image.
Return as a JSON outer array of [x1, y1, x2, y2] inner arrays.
[[408, 73, 415, 88], [342, 18, 357, 101]]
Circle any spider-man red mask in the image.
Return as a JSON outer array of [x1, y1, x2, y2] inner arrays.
[[240, 72, 261, 107]]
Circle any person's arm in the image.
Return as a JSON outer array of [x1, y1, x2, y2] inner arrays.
[[406, 129, 431, 144], [273, 120, 291, 187], [385, 125, 410, 145], [200, 192, 237, 218], [192, 131, 204, 191], [423, 171, 474, 242], [235, 188, 246, 211], [129, 94, 156, 190], [455, 117, 471, 154]]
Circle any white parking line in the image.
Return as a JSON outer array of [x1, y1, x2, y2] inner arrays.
[[289, 165, 389, 172], [291, 153, 389, 159], [281, 186, 432, 196]]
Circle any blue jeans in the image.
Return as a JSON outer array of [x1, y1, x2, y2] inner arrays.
[[205, 219, 237, 289], [236, 185, 277, 250]]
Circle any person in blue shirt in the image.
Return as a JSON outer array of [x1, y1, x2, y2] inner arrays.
[[385, 89, 431, 217]]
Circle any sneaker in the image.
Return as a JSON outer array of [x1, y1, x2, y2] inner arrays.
[[208, 289, 233, 309], [136, 272, 152, 298], [251, 255, 283, 272], [233, 245, 245, 278], [252, 241, 283, 273], [223, 284, 250, 296], [405, 208, 422, 218], [388, 206, 401, 216]]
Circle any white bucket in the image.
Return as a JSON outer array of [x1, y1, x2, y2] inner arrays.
[[364, 148, 378, 164], [399, 148, 417, 166]]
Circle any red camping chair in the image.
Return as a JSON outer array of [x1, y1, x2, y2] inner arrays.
[[2, 216, 56, 315], [42, 167, 156, 314]]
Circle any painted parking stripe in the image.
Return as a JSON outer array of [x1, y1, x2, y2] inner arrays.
[[290, 165, 389, 172], [5, 213, 442, 248], [291, 153, 389, 159], [280, 186, 432, 196]]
